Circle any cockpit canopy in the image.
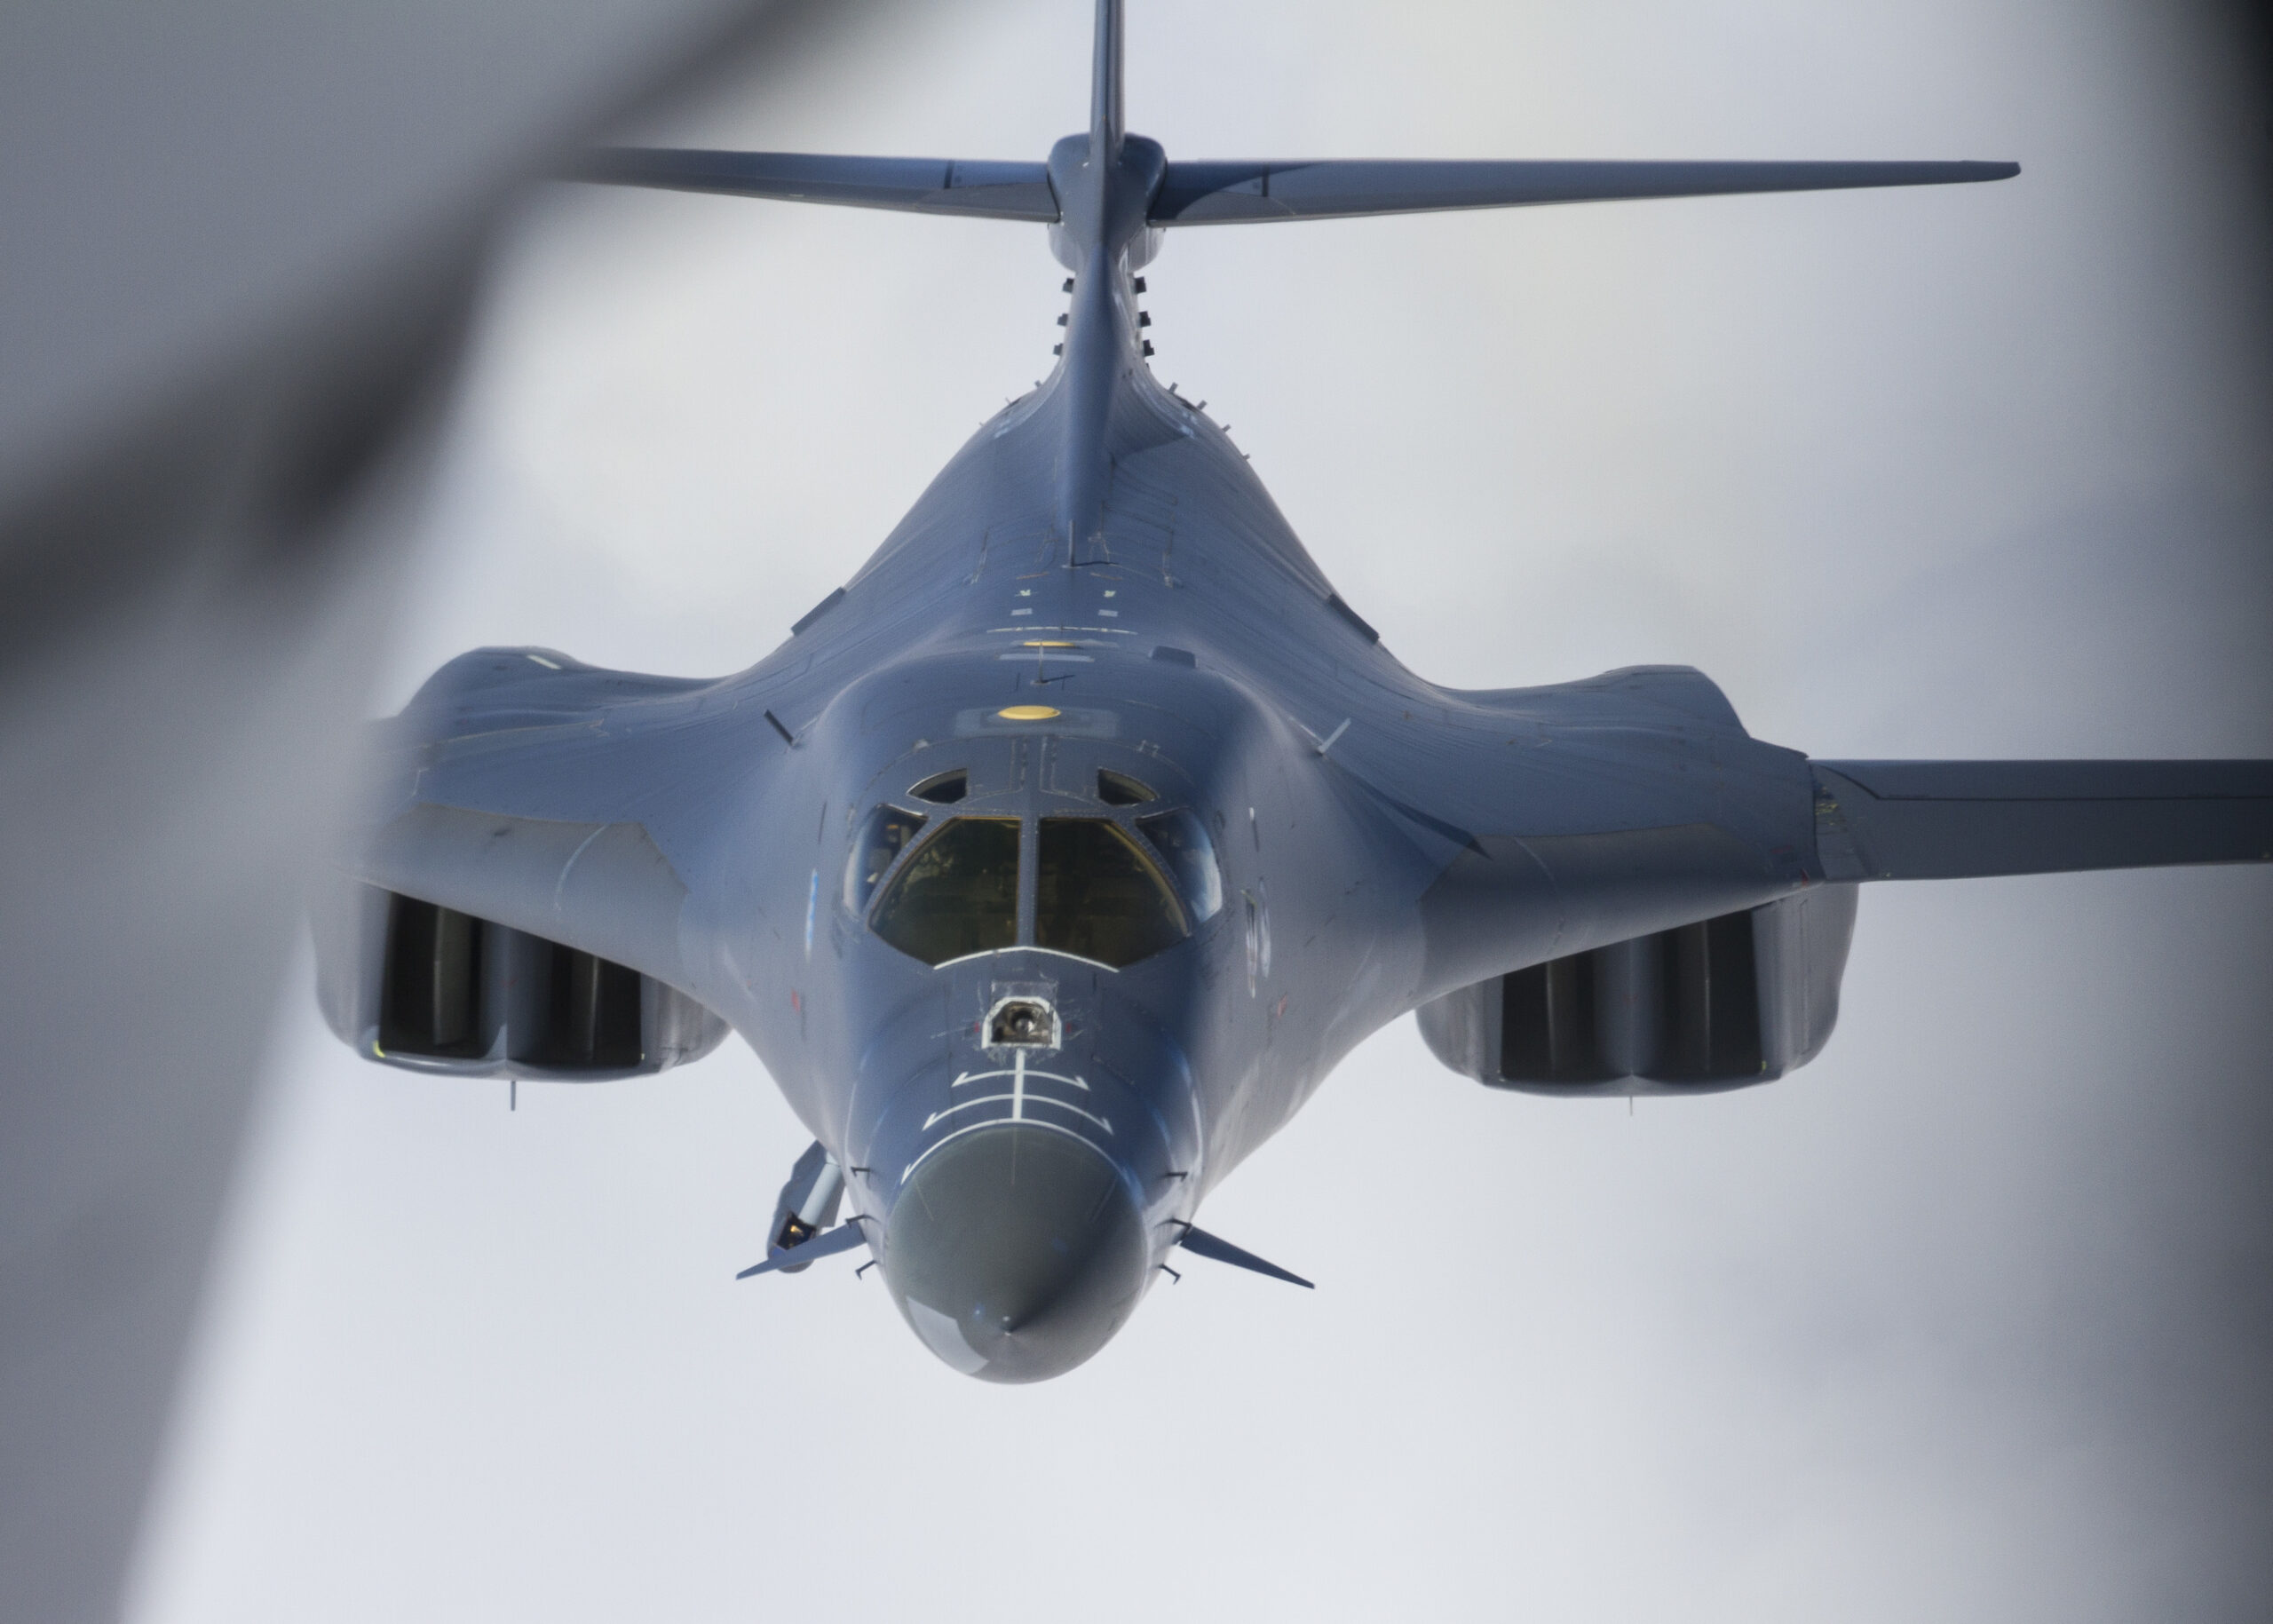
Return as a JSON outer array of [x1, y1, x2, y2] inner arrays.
[[850, 776, 1223, 970], [872, 814, 1018, 964], [1032, 816, 1185, 966]]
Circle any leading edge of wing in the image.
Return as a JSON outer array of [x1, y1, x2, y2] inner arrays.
[[340, 647, 762, 994], [1813, 759, 2273, 881], [568, 147, 1060, 221], [357, 802, 694, 989], [1151, 158, 2018, 225]]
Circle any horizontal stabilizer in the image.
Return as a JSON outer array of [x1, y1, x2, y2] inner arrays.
[[1151, 159, 2017, 225], [735, 1219, 869, 1279], [1813, 760, 2273, 881], [1177, 1224, 1314, 1288], [571, 147, 1059, 222]]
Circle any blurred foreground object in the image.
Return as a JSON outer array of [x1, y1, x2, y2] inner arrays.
[[0, 5, 848, 1619]]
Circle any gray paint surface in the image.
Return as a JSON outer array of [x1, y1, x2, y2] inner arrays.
[[314, 0, 2267, 1387]]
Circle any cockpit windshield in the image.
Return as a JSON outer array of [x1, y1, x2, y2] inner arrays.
[[870, 816, 1019, 965], [844, 804, 927, 914], [1035, 817, 1188, 968], [1136, 808, 1223, 923], [861, 796, 1221, 971]]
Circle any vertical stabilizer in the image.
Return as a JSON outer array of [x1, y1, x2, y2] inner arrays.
[[1090, 0, 1124, 163], [564, 4, 2014, 576]]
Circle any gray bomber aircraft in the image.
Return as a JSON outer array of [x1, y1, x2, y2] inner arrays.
[[314, 2, 2273, 1382]]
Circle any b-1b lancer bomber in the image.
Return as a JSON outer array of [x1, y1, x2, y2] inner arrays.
[[314, 2, 2273, 1382]]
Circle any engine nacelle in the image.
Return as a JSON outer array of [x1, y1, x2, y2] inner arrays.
[[314, 884, 729, 1081], [1416, 885, 1857, 1094]]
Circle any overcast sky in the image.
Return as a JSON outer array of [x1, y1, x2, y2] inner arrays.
[[131, 4, 2271, 1620]]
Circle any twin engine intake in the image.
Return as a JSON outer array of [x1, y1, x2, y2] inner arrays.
[[314, 886, 728, 1081], [1418, 887, 1858, 1094]]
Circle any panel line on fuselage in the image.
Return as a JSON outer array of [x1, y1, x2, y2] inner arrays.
[[921, 1053, 1115, 1137], [985, 625, 1133, 636], [899, 1112, 1115, 1188], [951, 1065, 1092, 1090], [923, 1093, 1115, 1135]]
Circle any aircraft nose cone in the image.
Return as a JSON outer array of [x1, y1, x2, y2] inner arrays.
[[883, 1123, 1149, 1383]]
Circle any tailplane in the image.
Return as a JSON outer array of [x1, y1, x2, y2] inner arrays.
[[573, 148, 2017, 227], [1146, 156, 2016, 224], [567, 147, 1058, 220], [566, 1, 2016, 558], [571, 0, 2016, 234]]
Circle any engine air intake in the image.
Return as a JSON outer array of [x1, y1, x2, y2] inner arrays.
[[326, 886, 728, 1081], [1419, 888, 1857, 1094]]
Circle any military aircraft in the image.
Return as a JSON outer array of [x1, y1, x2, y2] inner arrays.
[[313, 0, 2273, 1382]]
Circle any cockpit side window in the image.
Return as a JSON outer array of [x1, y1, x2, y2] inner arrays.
[[1136, 808, 1224, 923], [1097, 769, 1155, 805], [870, 817, 1021, 965], [843, 804, 928, 914], [911, 769, 968, 804], [1034, 818, 1187, 968]]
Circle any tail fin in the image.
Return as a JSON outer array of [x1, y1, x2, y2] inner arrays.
[[569, 0, 2016, 234], [1090, 0, 1124, 162]]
